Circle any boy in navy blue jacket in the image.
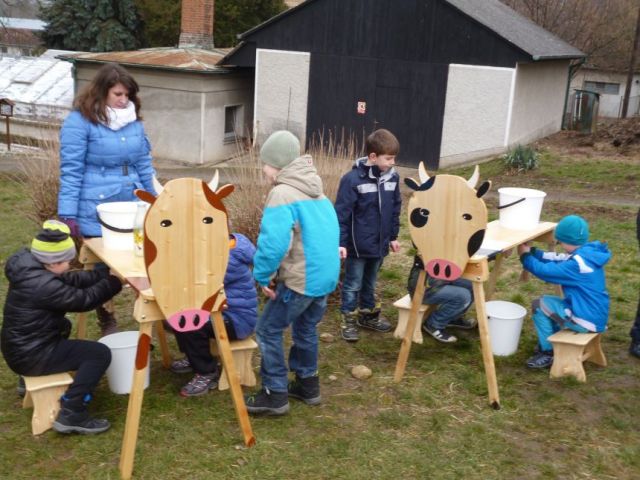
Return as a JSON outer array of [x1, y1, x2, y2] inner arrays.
[[518, 215, 611, 369], [334, 129, 402, 342], [628, 208, 640, 358]]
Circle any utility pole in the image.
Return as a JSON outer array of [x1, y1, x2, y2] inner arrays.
[[621, 4, 640, 118]]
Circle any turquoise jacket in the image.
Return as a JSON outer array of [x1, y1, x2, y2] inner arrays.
[[253, 155, 340, 297], [58, 110, 156, 237]]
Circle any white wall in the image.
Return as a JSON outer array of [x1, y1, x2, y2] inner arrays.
[[439, 64, 515, 168], [76, 64, 254, 164], [254, 49, 310, 146], [570, 69, 640, 118], [508, 60, 570, 146]]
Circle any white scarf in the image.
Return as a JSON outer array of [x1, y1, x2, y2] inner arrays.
[[103, 101, 137, 131]]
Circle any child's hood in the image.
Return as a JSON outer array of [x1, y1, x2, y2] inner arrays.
[[4, 248, 47, 285], [276, 155, 323, 198], [574, 241, 611, 268], [354, 156, 397, 181]]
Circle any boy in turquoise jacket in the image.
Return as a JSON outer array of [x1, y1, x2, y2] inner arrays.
[[518, 215, 611, 369]]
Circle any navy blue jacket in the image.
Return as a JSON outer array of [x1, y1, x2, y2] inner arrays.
[[334, 158, 401, 258], [224, 233, 258, 339]]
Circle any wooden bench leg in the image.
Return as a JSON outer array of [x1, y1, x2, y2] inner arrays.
[[585, 335, 607, 367], [550, 344, 587, 382], [218, 349, 257, 391]]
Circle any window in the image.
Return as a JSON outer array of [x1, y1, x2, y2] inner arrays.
[[224, 105, 243, 143], [584, 81, 620, 95]]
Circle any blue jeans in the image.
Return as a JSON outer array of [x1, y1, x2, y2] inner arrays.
[[533, 295, 589, 351], [256, 283, 328, 392], [341, 257, 383, 313], [422, 278, 474, 330]]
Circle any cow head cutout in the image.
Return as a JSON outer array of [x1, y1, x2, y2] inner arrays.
[[135, 173, 235, 332], [405, 163, 491, 281]]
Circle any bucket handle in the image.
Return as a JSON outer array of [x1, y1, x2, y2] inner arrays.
[[97, 213, 134, 234], [497, 197, 526, 210]]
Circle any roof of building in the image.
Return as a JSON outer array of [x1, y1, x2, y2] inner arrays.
[[238, 0, 584, 61], [57, 47, 234, 73], [0, 17, 46, 31], [0, 50, 74, 120]]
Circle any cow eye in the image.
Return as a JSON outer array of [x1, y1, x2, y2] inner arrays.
[[202, 217, 214, 224], [160, 219, 172, 227], [463, 213, 472, 220], [410, 208, 430, 228]]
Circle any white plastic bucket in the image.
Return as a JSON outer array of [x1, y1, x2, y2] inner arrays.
[[96, 201, 137, 250], [497, 187, 547, 230], [486, 300, 527, 356], [99, 331, 150, 394]]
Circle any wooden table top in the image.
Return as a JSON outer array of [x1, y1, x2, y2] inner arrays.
[[472, 220, 556, 260]]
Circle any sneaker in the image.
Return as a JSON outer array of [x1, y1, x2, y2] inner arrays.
[[357, 308, 392, 333], [448, 317, 477, 330], [526, 351, 554, 369], [16, 376, 25, 398], [288, 374, 321, 406], [180, 372, 219, 397], [245, 388, 290, 416], [341, 311, 359, 342], [630, 341, 640, 359], [422, 323, 457, 343], [53, 407, 110, 435], [170, 357, 193, 374]]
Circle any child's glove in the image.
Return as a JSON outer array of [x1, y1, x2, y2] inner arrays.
[[60, 217, 80, 238]]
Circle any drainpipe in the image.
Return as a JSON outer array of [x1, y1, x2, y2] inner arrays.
[[562, 58, 586, 130]]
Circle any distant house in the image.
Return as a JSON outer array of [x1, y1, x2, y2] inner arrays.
[[570, 67, 640, 118], [222, 0, 585, 168], [0, 17, 45, 57]]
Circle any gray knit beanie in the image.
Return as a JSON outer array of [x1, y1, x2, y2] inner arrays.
[[260, 130, 301, 169], [31, 219, 77, 264]]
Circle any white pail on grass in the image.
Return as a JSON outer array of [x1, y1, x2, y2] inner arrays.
[[98, 331, 150, 394], [96, 201, 137, 250], [486, 300, 527, 356], [497, 187, 546, 230]]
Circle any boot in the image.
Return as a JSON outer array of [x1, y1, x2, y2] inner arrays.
[[53, 407, 110, 435], [357, 306, 392, 332], [288, 374, 321, 405], [341, 311, 359, 342], [96, 303, 118, 337], [245, 388, 289, 416]]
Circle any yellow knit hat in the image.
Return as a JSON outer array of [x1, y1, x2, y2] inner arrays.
[[31, 219, 77, 264]]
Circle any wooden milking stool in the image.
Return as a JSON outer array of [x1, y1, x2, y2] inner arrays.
[[548, 330, 607, 382], [22, 372, 73, 435], [210, 337, 258, 390]]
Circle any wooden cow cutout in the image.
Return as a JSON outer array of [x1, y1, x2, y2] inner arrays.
[[395, 164, 493, 391], [135, 173, 255, 449]]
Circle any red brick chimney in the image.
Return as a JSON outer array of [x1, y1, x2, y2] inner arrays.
[[179, 0, 214, 49]]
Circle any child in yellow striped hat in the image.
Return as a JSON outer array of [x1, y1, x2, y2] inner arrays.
[[2, 219, 123, 434]]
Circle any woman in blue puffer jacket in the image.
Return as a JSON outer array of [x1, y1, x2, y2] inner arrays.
[[57, 63, 156, 335]]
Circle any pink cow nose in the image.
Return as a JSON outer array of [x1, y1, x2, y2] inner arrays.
[[425, 259, 463, 281], [167, 309, 210, 332]]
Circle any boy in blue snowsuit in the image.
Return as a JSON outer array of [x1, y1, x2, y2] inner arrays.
[[518, 215, 611, 369]]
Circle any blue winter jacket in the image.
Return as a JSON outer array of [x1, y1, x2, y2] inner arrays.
[[58, 110, 156, 237], [334, 158, 401, 258], [253, 155, 339, 297], [224, 233, 258, 339], [521, 241, 611, 332]]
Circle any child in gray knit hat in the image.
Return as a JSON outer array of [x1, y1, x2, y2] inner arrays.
[[1, 220, 122, 434]]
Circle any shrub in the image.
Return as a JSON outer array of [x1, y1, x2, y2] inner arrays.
[[503, 144, 539, 172]]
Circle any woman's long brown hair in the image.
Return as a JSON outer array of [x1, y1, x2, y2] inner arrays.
[[73, 63, 142, 124]]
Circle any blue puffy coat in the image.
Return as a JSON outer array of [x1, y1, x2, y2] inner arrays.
[[224, 233, 258, 339], [334, 158, 401, 258], [58, 110, 156, 237]]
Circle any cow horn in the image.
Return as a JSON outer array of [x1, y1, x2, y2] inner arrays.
[[152, 175, 164, 195], [208, 171, 219, 192], [466, 165, 480, 188], [418, 162, 430, 184]]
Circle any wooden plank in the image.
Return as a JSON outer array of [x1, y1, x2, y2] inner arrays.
[[211, 311, 256, 447], [394, 269, 427, 382]]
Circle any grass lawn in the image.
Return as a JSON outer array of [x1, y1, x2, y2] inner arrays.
[[0, 142, 639, 480]]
